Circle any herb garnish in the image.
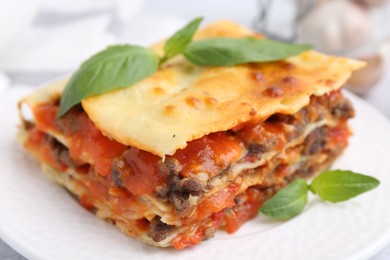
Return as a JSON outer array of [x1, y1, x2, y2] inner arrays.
[[260, 179, 308, 220], [184, 38, 312, 66], [57, 17, 312, 118], [57, 45, 159, 118], [260, 170, 380, 220], [160, 17, 203, 65]]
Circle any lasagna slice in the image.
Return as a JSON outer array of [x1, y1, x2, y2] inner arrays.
[[17, 20, 364, 249]]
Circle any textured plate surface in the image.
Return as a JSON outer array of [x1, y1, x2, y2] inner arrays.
[[0, 87, 390, 260]]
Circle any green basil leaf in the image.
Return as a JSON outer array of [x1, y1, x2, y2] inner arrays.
[[184, 38, 313, 66], [309, 170, 380, 203], [57, 45, 159, 118], [260, 179, 308, 220], [161, 17, 203, 64]]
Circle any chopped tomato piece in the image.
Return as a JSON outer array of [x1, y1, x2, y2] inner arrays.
[[172, 212, 224, 249], [79, 194, 94, 210], [194, 183, 239, 221], [327, 124, 350, 147], [174, 132, 243, 178], [33, 103, 58, 131], [115, 148, 163, 195], [66, 112, 126, 176], [88, 181, 107, 201], [134, 218, 150, 232], [24, 128, 67, 171], [224, 188, 263, 233], [239, 121, 287, 151], [172, 230, 204, 250]]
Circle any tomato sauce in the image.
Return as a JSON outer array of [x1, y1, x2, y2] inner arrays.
[[239, 121, 287, 151], [65, 112, 126, 176], [327, 124, 350, 148], [173, 132, 243, 178], [224, 188, 264, 233], [190, 183, 239, 222], [172, 211, 224, 249], [32, 103, 126, 176], [115, 148, 163, 195], [24, 128, 67, 171], [33, 103, 59, 131]]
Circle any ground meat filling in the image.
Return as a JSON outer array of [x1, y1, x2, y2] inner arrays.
[[45, 134, 85, 168], [302, 127, 327, 155], [239, 92, 354, 158], [156, 158, 204, 211], [149, 216, 174, 242], [55, 104, 84, 135], [112, 160, 125, 188], [247, 141, 275, 156]]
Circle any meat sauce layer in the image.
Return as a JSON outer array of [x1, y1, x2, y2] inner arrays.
[[26, 90, 352, 195]]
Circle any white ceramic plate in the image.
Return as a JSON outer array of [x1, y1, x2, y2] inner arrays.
[[1, 87, 390, 260]]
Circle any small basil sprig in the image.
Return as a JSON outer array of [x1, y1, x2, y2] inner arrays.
[[309, 170, 380, 202], [57, 17, 313, 118], [57, 45, 159, 118], [260, 170, 380, 220], [260, 179, 308, 220], [160, 17, 203, 65], [184, 38, 312, 66]]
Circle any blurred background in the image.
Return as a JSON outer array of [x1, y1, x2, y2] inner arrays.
[[0, 0, 390, 258]]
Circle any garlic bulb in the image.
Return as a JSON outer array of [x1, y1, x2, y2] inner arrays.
[[354, 0, 389, 7], [298, 0, 373, 53], [347, 37, 389, 95]]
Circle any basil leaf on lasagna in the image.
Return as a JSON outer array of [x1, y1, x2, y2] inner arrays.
[[309, 170, 380, 203], [184, 38, 313, 66], [260, 179, 308, 220], [57, 45, 159, 118], [161, 17, 203, 64]]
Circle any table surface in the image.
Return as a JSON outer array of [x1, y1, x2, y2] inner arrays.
[[1, 0, 390, 259]]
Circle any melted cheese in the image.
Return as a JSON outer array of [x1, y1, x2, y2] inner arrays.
[[20, 20, 365, 157]]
